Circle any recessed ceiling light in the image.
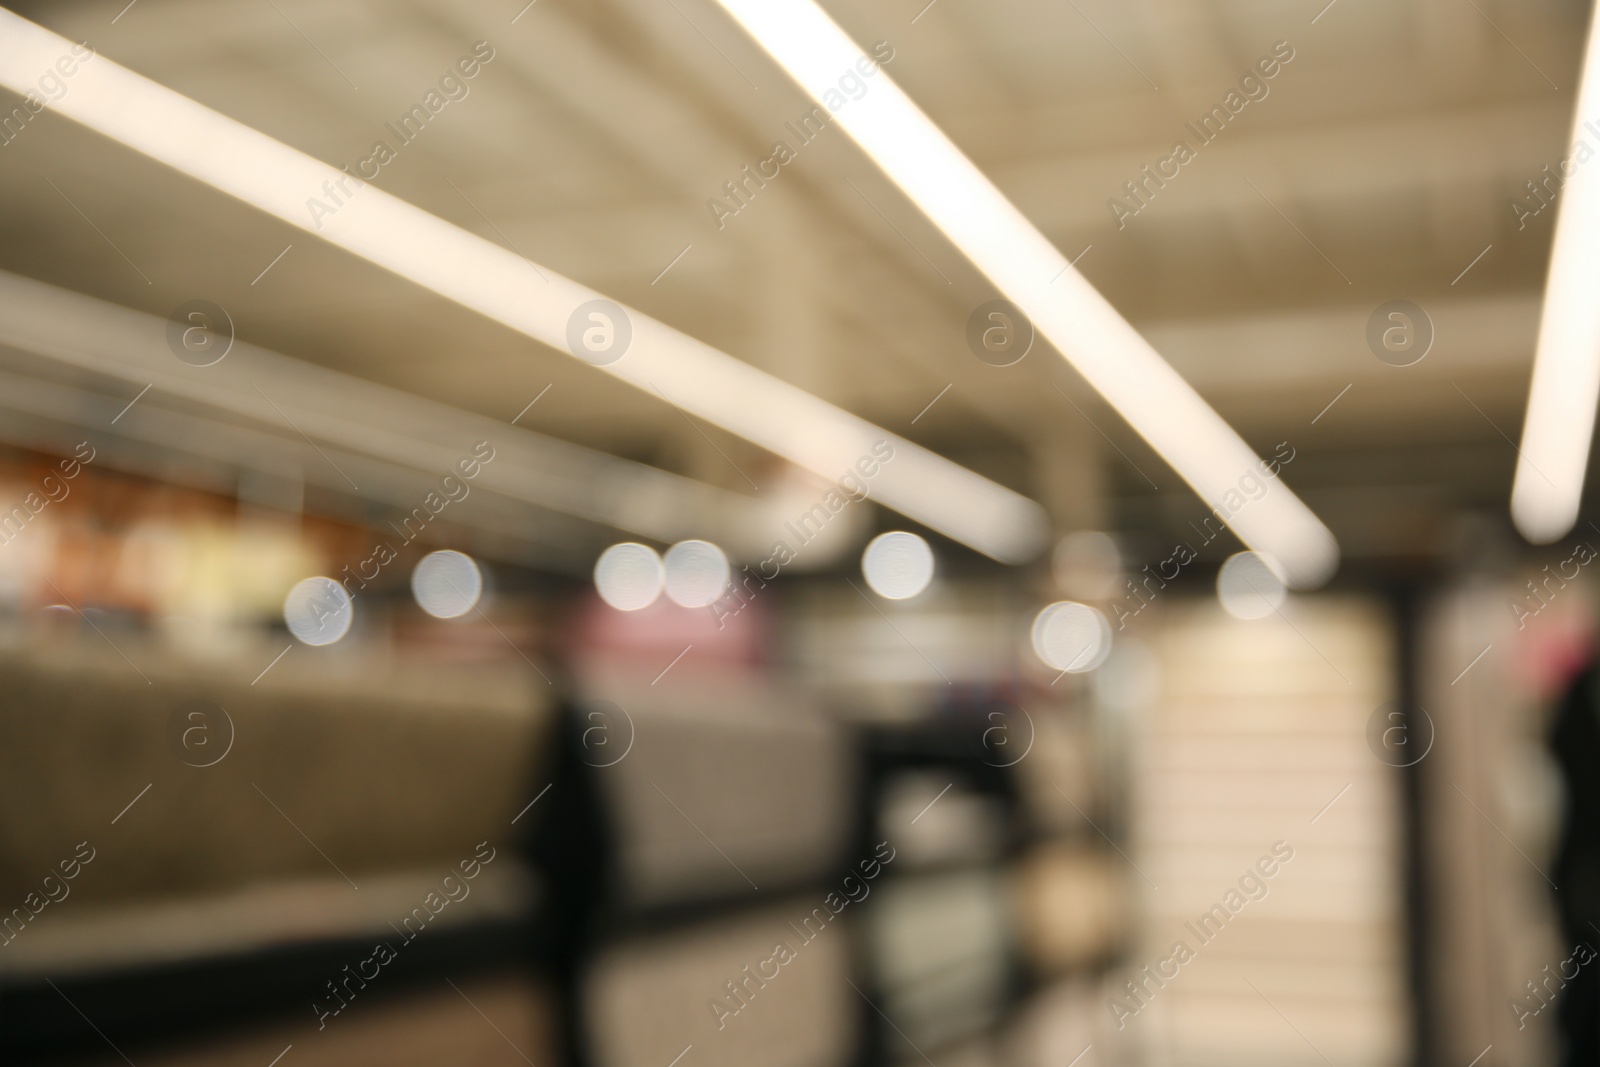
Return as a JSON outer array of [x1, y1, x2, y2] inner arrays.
[[411, 549, 483, 619], [861, 530, 935, 599], [1030, 601, 1112, 673], [663, 540, 731, 608], [284, 576, 353, 645], [1216, 551, 1288, 621], [594, 543, 664, 611]]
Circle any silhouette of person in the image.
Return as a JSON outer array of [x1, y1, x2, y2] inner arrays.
[[1550, 664, 1600, 1065]]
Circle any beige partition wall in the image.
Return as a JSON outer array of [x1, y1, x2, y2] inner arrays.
[[1120, 594, 1408, 1067]]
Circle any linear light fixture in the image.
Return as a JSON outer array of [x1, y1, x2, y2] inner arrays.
[[709, 0, 1340, 589], [0, 361, 602, 569], [0, 9, 1047, 564], [1511, 7, 1600, 543], [0, 267, 773, 553]]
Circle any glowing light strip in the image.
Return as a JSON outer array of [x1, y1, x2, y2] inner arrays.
[[0, 10, 1047, 563], [0, 268, 771, 551], [709, 0, 1339, 588], [1511, 8, 1600, 543]]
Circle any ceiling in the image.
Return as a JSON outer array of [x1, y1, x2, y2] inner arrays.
[[0, 0, 1589, 569]]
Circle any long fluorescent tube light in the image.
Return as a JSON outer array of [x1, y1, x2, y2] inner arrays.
[[0, 268, 771, 552], [709, 0, 1339, 589], [1511, 8, 1600, 543], [0, 361, 602, 566], [0, 10, 1047, 564]]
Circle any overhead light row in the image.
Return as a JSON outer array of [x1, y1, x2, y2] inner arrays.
[[0, 10, 1047, 565], [285, 534, 1284, 668], [594, 539, 733, 611], [285, 549, 484, 646], [594, 530, 941, 612]]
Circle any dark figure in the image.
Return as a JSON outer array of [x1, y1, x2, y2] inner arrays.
[[520, 701, 618, 1067], [1550, 665, 1600, 1065]]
